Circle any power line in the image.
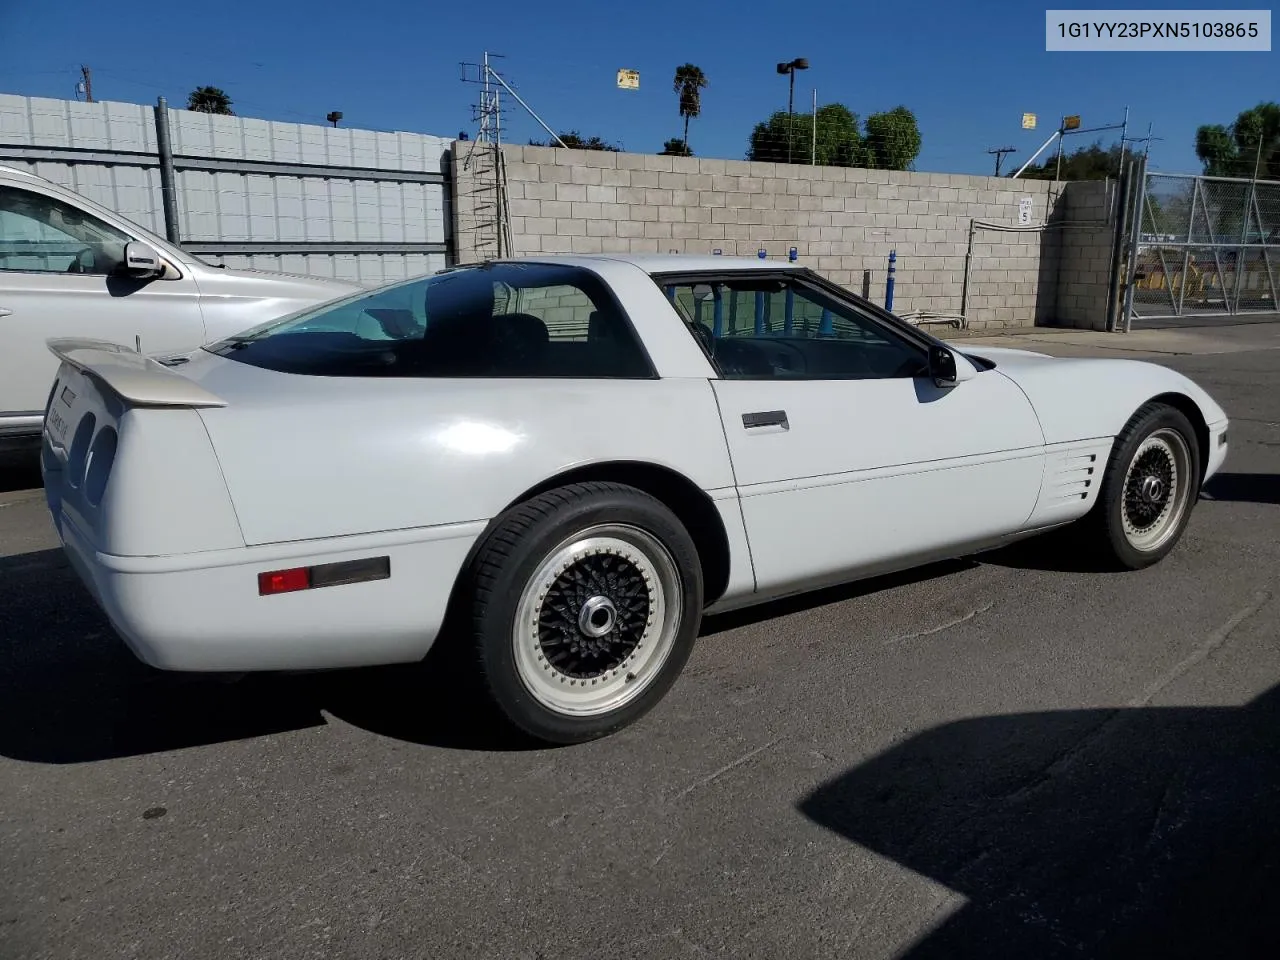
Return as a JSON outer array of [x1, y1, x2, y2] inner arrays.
[[987, 145, 1016, 176]]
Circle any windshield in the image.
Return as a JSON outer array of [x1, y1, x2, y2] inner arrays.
[[205, 261, 655, 379]]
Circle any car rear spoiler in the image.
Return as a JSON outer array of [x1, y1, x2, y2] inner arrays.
[[46, 338, 227, 408]]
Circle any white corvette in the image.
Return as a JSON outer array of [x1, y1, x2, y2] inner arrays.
[[41, 254, 1229, 743]]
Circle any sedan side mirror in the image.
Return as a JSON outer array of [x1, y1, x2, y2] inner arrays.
[[121, 240, 163, 278], [928, 344, 977, 388]]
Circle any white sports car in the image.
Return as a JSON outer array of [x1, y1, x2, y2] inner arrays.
[[41, 254, 1229, 744]]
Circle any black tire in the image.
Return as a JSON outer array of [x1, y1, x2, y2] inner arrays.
[[466, 481, 703, 745], [1082, 401, 1201, 570]]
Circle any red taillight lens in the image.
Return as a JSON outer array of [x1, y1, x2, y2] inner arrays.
[[257, 567, 311, 595]]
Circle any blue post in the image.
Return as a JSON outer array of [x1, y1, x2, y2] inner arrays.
[[712, 287, 724, 337], [728, 290, 738, 333], [784, 286, 795, 334], [788, 246, 798, 262], [758, 247, 767, 260], [712, 248, 723, 255], [754, 291, 766, 334], [885, 249, 897, 312], [665, 285, 676, 304], [819, 307, 833, 336]]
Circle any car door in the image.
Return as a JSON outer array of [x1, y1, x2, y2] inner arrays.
[[0, 183, 205, 422], [660, 271, 1046, 597]]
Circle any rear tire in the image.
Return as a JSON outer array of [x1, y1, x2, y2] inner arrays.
[[1082, 402, 1201, 570], [467, 482, 703, 745]]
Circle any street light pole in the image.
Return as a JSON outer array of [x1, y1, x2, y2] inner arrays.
[[776, 57, 809, 164], [788, 69, 795, 159]]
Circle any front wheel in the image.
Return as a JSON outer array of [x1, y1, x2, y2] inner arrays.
[[1084, 402, 1201, 569], [467, 482, 703, 744]]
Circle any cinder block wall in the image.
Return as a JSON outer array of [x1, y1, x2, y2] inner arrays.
[[1056, 180, 1121, 331], [452, 144, 1116, 331]]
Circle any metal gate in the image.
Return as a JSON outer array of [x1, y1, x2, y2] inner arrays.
[[1124, 170, 1279, 324]]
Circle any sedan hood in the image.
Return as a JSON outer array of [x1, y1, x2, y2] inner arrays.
[[960, 345, 1057, 365]]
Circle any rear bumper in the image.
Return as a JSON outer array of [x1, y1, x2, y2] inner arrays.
[[55, 510, 484, 672]]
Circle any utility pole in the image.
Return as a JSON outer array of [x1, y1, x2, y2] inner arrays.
[[811, 88, 817, 166], [1116, 104, 1129, 178], [988, 146, 1017, 176], [79, 65, 93, 103], [1055, 117, 1067, 181]]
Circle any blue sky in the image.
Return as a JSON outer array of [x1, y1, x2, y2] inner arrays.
[[1, 1, 1274, 176]]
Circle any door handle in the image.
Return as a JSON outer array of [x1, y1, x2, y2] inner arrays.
[[742, 409, 789, 430]]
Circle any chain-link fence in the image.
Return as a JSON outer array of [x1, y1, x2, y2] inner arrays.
[[1131, 172, 1279, 318]]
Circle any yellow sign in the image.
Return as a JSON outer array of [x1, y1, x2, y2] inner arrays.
[[616, 69, 640, 90], [1063, 115, 1081, 130], [1022, 112, 1037, 130]]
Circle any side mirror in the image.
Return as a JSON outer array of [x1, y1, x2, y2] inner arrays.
[[928, 344, 977, 388], [121, 240, 163, 278]]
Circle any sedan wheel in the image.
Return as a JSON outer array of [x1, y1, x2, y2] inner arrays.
[[512, 524, 682, 718], [1086, 402, 1202, 570], [1119, 428, 1194, 554], [467, 482, 703, 744]]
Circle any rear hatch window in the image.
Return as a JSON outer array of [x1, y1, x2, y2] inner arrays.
[[206, 262, 655, 379]]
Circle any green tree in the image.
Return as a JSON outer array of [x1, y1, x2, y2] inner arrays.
[[747, 102, 920, 170], [660, 137, 692, 157], [1196, 102, 1280, 179], [863, 106, 922, 172], [1018, 141, 1124, 181], [186, 86, 234, 115], [673, 63, 708, 152], [529, 131, 621, 152]]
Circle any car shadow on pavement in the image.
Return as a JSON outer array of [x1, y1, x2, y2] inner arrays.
[[1202, 472, 1280, 506], [799, 684, 1280, 959], [700, 559, 979, 636], [0, 549, 538, 763], [976, 525, 1124, 574]]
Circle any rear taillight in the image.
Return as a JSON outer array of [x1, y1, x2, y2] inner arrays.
[[257, 556, 390, 597], [258, 568, 311, 595]]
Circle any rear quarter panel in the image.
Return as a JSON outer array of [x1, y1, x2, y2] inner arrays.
[[191, 365, 737, 546]]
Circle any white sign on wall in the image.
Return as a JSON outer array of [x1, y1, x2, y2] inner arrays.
[[1018, 196, 1034, 225]]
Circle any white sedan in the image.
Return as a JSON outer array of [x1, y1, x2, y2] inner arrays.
[[40, 254, 1229, 744]]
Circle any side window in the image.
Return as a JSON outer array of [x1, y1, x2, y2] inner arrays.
[[290, 279, 427, 341], [500, 283, 597, 341], [0, 186, 130, 276], [212, 263, 655, 380], [664, 276, 927, 381]]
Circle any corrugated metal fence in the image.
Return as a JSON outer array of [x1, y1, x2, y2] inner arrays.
[[0, 94, 452, 285]]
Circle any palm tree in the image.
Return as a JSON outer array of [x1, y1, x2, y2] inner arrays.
[[672, 64, 707, 152], [187, 86, 234, 115]]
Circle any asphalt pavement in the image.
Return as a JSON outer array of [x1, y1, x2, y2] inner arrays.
[[2, 323, 1279, 959]]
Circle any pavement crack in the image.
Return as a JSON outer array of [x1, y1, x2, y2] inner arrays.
[[1144, 774, 1180, 852], [991, 590, 1273, 809], [885, 601, 995, 645], [649, 838, 672, 868], [1126, 589, 1272, 709], [670, 736, 783, 802]]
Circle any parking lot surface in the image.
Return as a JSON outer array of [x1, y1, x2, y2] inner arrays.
[[2, 325, 1278, 959]]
